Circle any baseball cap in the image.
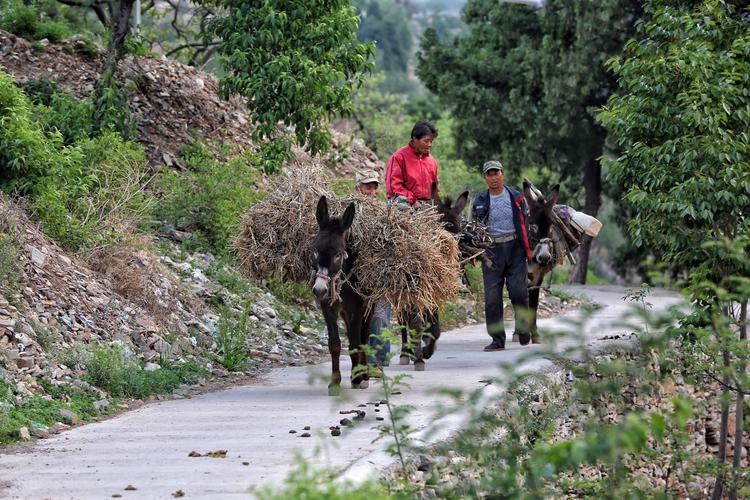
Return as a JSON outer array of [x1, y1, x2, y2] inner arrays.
[[355, 168, 379, 184], [482, 160, 504, 174]]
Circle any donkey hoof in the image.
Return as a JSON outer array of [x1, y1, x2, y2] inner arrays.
[[328, 385, 341, 397], [414, 361, 425, 372], [399, 356, 411, 365], [352, 380, 369, 389]]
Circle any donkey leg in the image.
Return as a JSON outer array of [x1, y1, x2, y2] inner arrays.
[[399, 323, 411, 365], [323, 307, 342, 396], [346, 311, 369, 389], [528, 286, 541, 344], [422, 312, 440, 360]]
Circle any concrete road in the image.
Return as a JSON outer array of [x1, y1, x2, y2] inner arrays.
[[0, 286, 682, 499]]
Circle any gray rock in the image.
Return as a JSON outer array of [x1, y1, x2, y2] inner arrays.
[[28, 246, 47, 266], [93, 399, 109, 412], [59, 408, 79, 425], [31, 424, 49, 439], [16, 427, 31, 441], [144, 362, 161, 372], [49, 422, 70, 434]]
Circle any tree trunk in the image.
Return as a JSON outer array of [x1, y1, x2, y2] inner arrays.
[[92, 0, 136, 131], [712, 347, 731, 500], [729, 300, 748, 500], [569, 157, 602, 284]]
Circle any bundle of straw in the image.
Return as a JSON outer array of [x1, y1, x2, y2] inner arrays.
[[234, 164, 461, 314]]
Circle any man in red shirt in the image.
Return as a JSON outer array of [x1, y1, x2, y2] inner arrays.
[[385, 121, 439, 208]]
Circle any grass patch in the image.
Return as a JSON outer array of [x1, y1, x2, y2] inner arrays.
[[0, 378, 103, 445], [0, 232, 23, 302], [83, 345, 207, 399]]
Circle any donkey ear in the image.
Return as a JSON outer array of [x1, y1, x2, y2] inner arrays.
[[341, 202, 356, 232], [431, 182, 442, 209], [455, 191, 469, 213], [523, 180, 537, 210], [545, 184, 560, 209], [316, 196, 329, 228]]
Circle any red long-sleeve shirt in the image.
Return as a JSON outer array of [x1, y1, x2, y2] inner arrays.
[[385, 144, 439, 205]]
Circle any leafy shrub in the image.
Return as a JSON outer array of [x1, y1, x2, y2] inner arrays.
[[0, 0, 72, 42], [92, 70, 138, 140], [0, 71, 61, 190], [32, 131, 152, 251], [83, 344, 206, 399], [21, 79, 95, 145], [153, 142, 263, 255]]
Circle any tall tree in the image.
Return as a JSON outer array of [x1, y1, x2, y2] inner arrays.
[[356, 0, 413, 74], [417, 0, 642, 282], [599, 1, 749, 496], [207, 0, 374, 156]]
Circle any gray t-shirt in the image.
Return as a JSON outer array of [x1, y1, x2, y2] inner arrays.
[[488, 188, 515, 236]]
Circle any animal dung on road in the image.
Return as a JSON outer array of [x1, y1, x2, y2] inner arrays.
[[235, 164, 461, 315]]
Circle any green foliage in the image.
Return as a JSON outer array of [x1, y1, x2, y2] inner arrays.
[[213, 306, 251, 372], [21, 79, 95, 145], [0, 378, 103, 445], [92, 70, 138, 140], [0, 232, 22, 301], [355, 0, 413, 73], [152, 142, 263, 256], [265, 274, 313, 305], [255, 459, 395, 499], [32, 131, 151, 251], [208, 0, 375, 155], [83, 344, 206, 399], [599, 0, 750, 297], [0, 70, 61, 190], [0, 0, 73, 43]]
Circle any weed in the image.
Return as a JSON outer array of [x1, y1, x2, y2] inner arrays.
[[266, 274, 312, 305], [213, 304, 251, 372], [83, 344, 206, 399]]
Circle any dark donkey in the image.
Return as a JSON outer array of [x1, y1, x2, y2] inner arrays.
[[311, 196, 372, 395], [397, 188, 469, 370], [522, 180, 573, 344]]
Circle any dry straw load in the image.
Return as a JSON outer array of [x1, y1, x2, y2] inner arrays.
[[234, 164, 461, 314]]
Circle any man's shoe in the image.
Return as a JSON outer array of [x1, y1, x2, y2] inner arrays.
[[483, 342, 505, 352], [518, 332, 531, 346]]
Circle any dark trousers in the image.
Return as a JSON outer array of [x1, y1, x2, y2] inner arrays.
[[481, 240, 530, 345]]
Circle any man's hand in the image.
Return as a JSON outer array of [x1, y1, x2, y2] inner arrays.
[[413, 200, 421, 209]]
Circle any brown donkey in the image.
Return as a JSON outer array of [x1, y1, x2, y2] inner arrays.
[[397, 188, 469, 370], [311, 196, 372, 396]]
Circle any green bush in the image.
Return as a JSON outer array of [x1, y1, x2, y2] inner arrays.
[[83, 344, 206, 399], [0, 232, 22, 301], [32, 131, 151, 250], [0, 71, 61, 190], [21, 79, 94, 145], [153, 142, 263, 255], [0, 0, 72, 42]]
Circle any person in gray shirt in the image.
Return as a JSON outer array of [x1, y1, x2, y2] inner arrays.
[[471, 161, 532, 350]]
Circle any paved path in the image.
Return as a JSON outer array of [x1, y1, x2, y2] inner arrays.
[[0, 285, 681, 499]]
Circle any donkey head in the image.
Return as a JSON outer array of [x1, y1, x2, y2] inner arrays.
[[311, 196, 355, 299], [523, 179, 559, 267], [432, 185, 469, 234]]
